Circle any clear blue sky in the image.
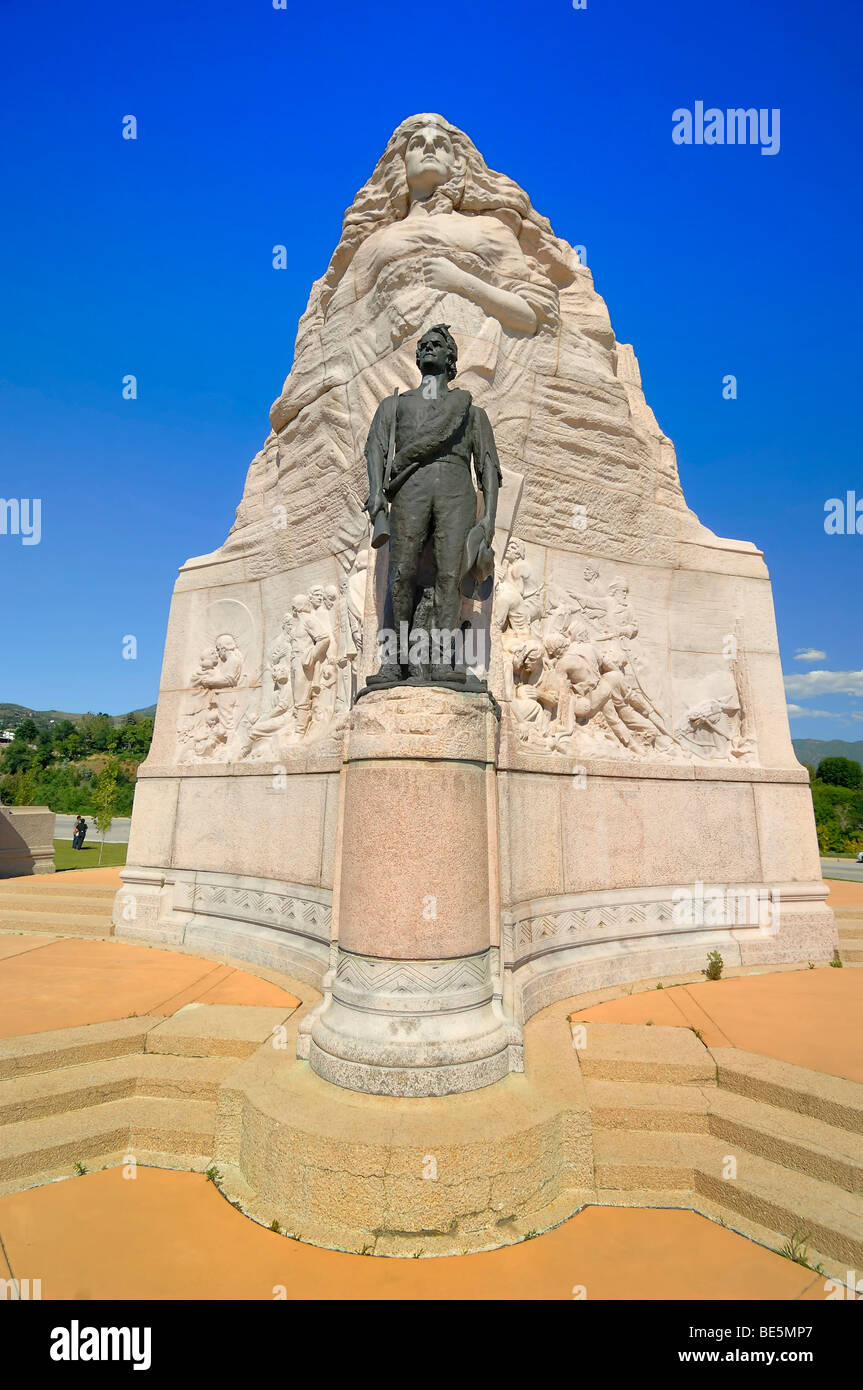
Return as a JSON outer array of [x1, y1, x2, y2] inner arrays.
[[1, 0, 860, 737]]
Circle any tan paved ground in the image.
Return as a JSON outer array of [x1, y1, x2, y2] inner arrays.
[[571, 968, 863, 1082], [825, 879, 863, 907], [0, 935, 60, 961], [0, 1167, 828, 1301], [48, 867, 123, 887], [0, 938, 300, 1038]]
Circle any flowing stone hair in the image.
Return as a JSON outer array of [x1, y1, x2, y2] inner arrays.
[[317, 113, 576, 320]]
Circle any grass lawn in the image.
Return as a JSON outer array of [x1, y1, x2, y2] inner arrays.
[[54, 839, 128, 871]]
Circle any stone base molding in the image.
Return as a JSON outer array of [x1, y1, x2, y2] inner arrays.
[[114, 867, 331, 989], [503, 882, 837, 1023]]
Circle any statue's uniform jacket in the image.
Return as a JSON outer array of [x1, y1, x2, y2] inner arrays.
[[364, 387, 502, 634]]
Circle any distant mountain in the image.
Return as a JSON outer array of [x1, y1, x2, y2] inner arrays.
[[0, 703, 157, 731], [792, 738, 863, 768]]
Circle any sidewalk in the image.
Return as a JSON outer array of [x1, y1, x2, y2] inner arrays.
[[0, 1167, 830, 1301]]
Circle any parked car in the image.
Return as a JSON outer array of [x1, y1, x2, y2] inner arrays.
[[857, 851, 863, 864]]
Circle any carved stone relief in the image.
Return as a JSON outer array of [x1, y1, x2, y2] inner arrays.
[[175, 555, 371, 764], [492, 542, 757, 764], [236, 564, 367, 761], [177, 600, 257, 763]]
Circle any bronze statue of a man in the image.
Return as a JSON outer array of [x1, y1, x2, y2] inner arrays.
[[364, 325, 500, 684]]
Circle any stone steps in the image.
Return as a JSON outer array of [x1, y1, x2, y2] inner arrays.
[[0, 910, 114, 937], [713, 1048, 863, 1134], [707, 1088, 863, 1193], [576, 1022, 715, 1085], [579, 1017, 863, 1271], [0, 878, 116, 937], [694, 1146, 863, 1269], [0, 1054, 234, 1125], [0, 1096, 218, 1185], [0, 1015, 237, 1190], [0, 1007, 284, 1082], [584, 1078, 710, 1132], [0, 1004, 293, 1194], [593, 1127, 703, 1188], [0, 878, 116, 894], [593, 1128, 863, 1267], [0, 1018, 163, 1080], [837, 922, 863, 963], [0, 890, 115, 911]]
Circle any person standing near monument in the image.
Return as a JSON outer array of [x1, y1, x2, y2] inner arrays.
[[364, 324, 500, 683]]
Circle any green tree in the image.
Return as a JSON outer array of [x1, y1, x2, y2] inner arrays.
[[78, 712, 114, 754], [123, 719, 154, 759], [1, 767, 38, 805], [57, 727, 83, 761], [816, 757, 862, 789], [1, 741, 37, 774], [51, 719, 77, 750], [35, 729, 54, 769], [12, 718, 38, 745], [811, 778, 863, 856], [91, 760, 120, 866]]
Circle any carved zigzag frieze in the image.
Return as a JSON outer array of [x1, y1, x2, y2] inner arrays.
[[191, 883, 331, 939], [335, 954, 489, 997], [505, 900, 678, 956]]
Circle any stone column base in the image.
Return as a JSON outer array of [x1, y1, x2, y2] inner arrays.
[[305, 685, 518, 1097], [302, 945, 522, 1096]]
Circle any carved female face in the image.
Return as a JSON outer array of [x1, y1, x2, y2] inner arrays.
[[405, 124, 457, 200]]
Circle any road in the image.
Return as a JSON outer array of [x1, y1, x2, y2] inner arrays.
[[821, 857, 863, 883], [54, 814, 131, 844]]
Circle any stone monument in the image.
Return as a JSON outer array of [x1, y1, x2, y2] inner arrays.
[[0, 804, 56, 877], [115, 113, 836, 1098]]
